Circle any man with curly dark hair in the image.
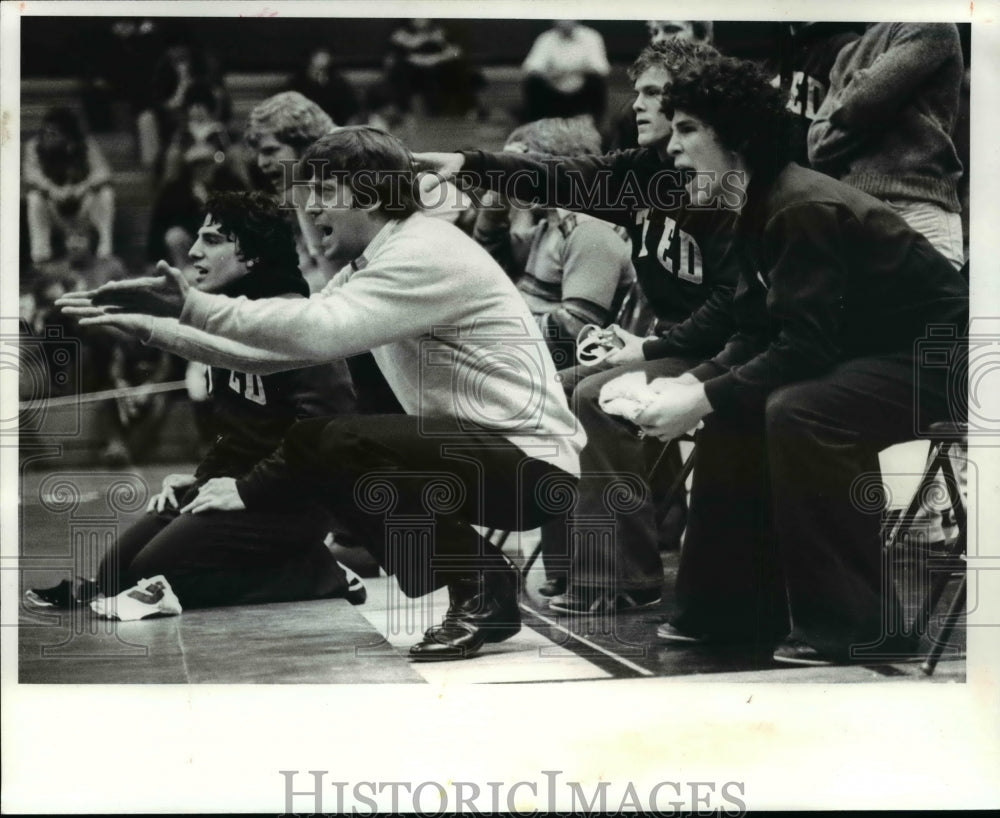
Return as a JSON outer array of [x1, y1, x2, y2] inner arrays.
[[28, 191, 364, 618], [635, 55, 968, 665]]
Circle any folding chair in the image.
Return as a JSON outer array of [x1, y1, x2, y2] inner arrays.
[[882, 422, 967, 675]]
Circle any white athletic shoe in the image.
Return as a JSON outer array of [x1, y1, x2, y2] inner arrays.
[[90, 575, 182, 621]]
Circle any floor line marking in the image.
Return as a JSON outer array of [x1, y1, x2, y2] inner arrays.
[[519, 602, 654, 677]]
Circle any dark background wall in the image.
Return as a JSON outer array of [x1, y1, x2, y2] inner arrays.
[[22, 17, 787, 76]]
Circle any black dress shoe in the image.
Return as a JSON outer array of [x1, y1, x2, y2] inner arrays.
[[409, 568, 521, 662]]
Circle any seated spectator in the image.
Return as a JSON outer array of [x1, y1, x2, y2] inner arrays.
[[137, 31, 231, 174], [385, 19, 485, 118], [473, 116, 634, 369], [288, 46, 362, 126], [161, 82, 238, 185], [64, 127, 586, 661], [23, 108, 116, 264], [37, 223, 128, 291], [146, 114, 245, 271], [639, 53, 967, 665], [96, 335, 173, 467], [32, 191, 363, 617], [607, 20, 714, 150], [521, 20, 610, 124]]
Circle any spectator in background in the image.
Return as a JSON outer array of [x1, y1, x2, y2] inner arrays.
[[40, 223, 128, 292], [769, 22, 862, 167], [245, 91, 339, 293], [97, 337, 173, 467], [385, 19, 485, 118], [606, 20, 713, 150], [473, 116, 634, 371], [137, 31, 231, 174], [160, 82, 238, 185], [23, 107, 116, 264], [288, 46, 362, 126], [522, 20, 610, 124], [647, 20, 714, 47], [808, 22, 966, 269], [146, 106, 245, 271]]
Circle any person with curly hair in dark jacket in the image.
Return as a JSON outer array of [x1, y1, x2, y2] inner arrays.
[[636, 54, 968, 665]]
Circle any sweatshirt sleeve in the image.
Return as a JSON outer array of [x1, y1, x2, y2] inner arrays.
[[808, 24, 960, 169], [702, 203, 850, 417], [179, 240, 470, 363], [22, 139, 50, 194], [459, 149, 679, 228], [145, 315, 319, 375]]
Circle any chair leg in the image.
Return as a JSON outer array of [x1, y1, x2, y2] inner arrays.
[[922, 573, 966, 676]]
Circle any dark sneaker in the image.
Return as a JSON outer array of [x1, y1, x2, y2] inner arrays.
[[25, 578, 99, 608], [548, 586, 661, 615]]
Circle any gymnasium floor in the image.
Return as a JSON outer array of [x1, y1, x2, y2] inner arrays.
[[17, 459, 966, 686]]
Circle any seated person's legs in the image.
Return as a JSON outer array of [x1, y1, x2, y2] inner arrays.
[[765, 352, 948, 660], [543, 356, 697, 612]]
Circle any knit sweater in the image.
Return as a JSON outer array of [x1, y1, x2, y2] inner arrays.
[[687, 163, 969, 418], [145, 213, 585, 477], [807, 22, 964, 211]]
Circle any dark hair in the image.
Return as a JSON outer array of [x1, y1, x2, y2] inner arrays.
[[663, 55, 792, 175], [297, 126, 420, 219], [627, 39, 719, 82], [183, 81, 219, 114], [203, 191, 307, 298], [41, 107, 86, 143]]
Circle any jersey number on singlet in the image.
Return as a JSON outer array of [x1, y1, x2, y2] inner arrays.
[[635, 210, 704, 284], [229, 371, 267, 405]]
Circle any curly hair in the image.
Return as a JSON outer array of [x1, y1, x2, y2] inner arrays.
[[505, 116, 602, 156], [245, 91, 336, 152], [203, 191, 306, 297], [663, 55, 792, 175], [627, 38, 719, 82]]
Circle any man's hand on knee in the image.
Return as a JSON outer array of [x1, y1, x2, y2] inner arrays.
[[180, 477, 246, 514]]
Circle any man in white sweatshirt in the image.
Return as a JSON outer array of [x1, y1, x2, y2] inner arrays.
[[64, 126, 586, 662]]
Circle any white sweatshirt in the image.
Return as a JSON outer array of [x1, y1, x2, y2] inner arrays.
[[147, 213, 585, 476]]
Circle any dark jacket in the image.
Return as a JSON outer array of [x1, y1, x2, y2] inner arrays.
[[689, 163, 969, 417], [189, 260, 357, 503]]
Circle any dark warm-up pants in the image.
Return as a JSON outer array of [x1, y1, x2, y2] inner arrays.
[[542, 355, 700, 591], [672, 349, 958, 658], [278, 415, 576, 598], [98, 486, 347, 607]]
